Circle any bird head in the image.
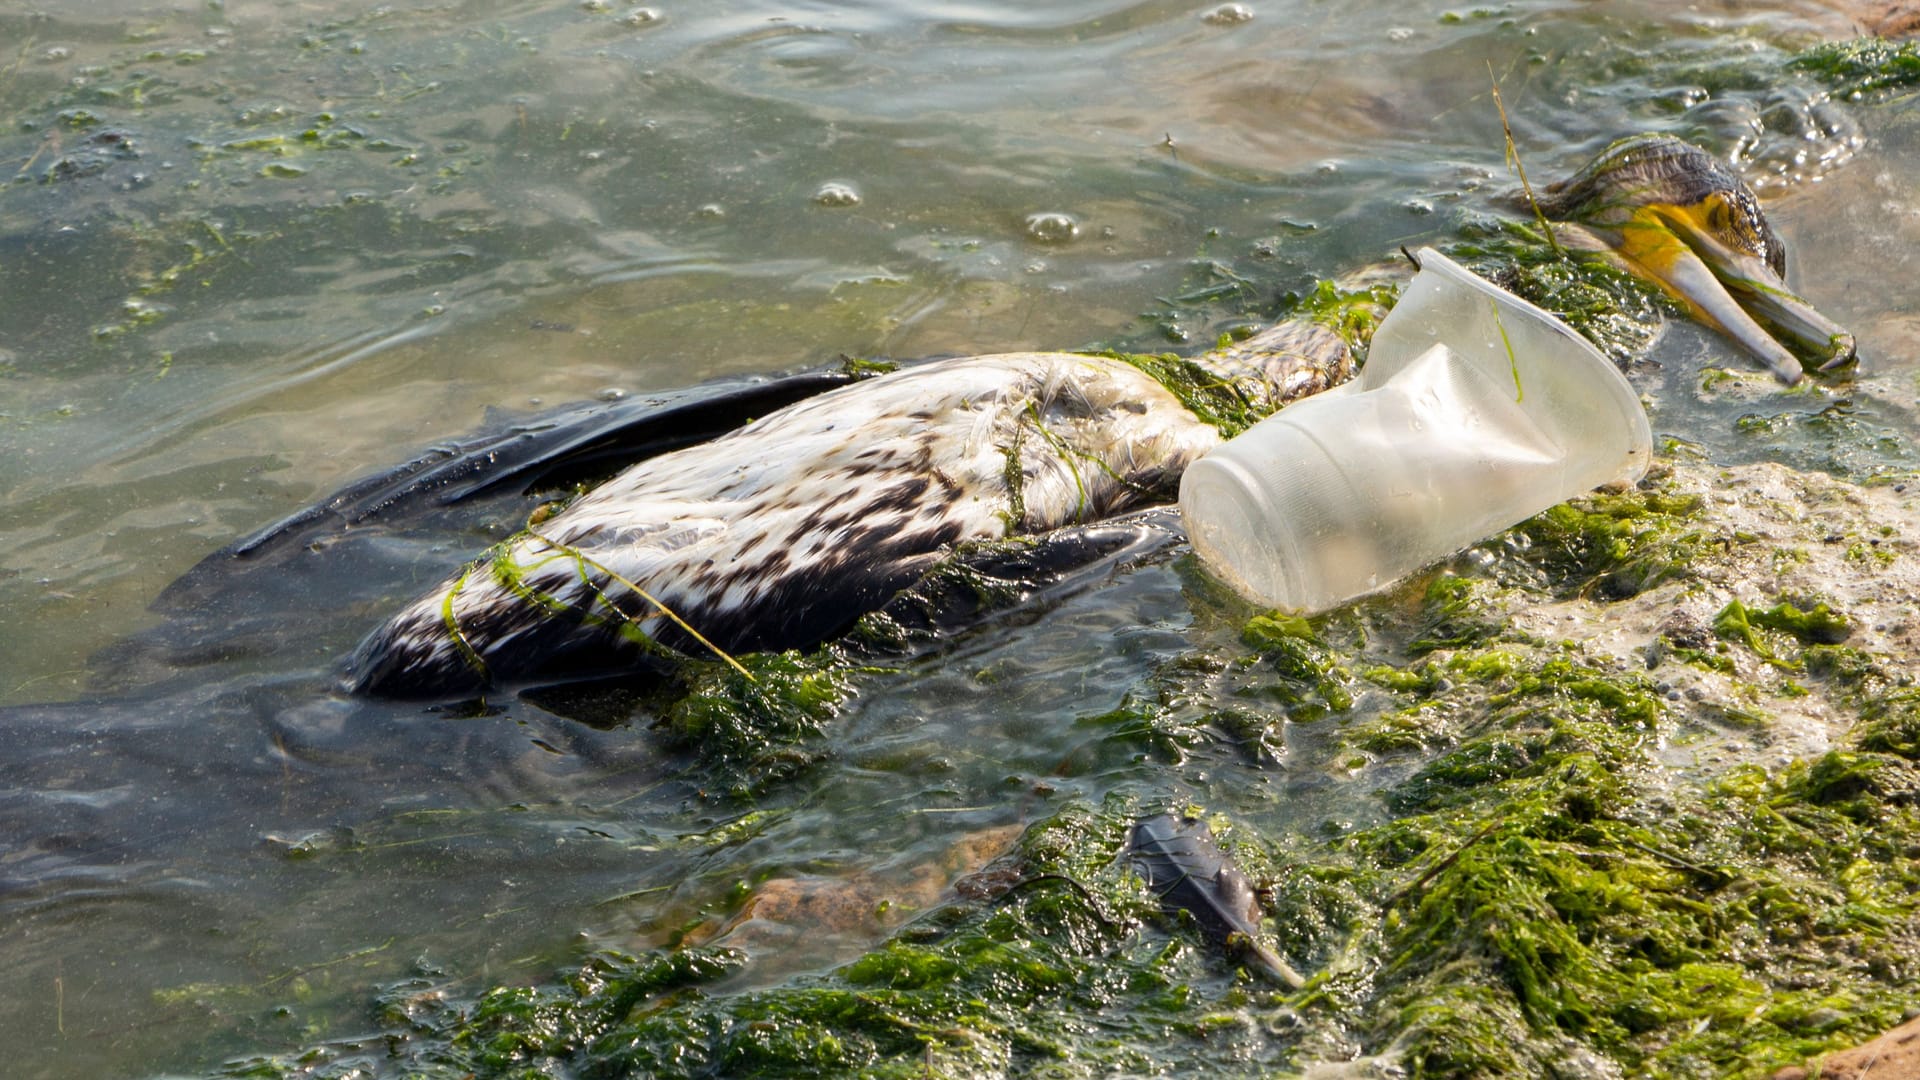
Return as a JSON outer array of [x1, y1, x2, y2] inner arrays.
[[1539, 134, 1855, 384]]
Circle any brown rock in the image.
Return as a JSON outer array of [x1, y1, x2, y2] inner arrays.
[[1776, 1014, 1920, 1079], [713, 823, 1026, 942], [1866, 3, 1920, 35], [1818, 0, 1920, 37]]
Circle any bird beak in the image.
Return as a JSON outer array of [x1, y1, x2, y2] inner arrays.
[[1607, 202, 1856, 385]]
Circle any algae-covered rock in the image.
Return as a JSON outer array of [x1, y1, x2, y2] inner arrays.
[[198, 458, 1920, 1080], [1792, 37, 1920, 95]]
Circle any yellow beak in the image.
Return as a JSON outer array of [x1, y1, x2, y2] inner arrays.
[[1612, 200, 1856, 385]]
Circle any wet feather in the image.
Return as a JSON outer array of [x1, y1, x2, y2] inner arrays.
[[1128, 813, 1305, 988]]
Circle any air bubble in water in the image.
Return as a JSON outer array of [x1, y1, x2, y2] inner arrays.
[[1023, 212, 1079, 244], [814, 182, 861, 207], [1202, 4, 1254, 24]]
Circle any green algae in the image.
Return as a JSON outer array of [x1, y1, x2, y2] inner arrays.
[[1077, 614, 1359, 769], [1344, 700, 1453, 754], [1858, 690, 1920, 761], [1791, 38, 1920, 97], [1099, 278, 1388, 440], [1320, 654, 1920, 1078], [217, 797, 1242, 1080], [1362, 661, 1443, 695], [215, 609, 1920, 1080], [1407, 573, 1505, 655], [1499, 488, 1708, 600], [1105, 350, 1271, 439], [1382, 657, 1662, 816], [1082, 651, 1253, 764], [1714, 598, 1855, 669], [1241, 613, 1355, 719], [834, 356, 899, 378], [660, 649, 867, 799], [1279, 278, 1398, 357], [1799, 644, 1920, 763]]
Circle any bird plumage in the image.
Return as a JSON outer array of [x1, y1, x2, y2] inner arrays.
[[348, 323, 1352, 696]]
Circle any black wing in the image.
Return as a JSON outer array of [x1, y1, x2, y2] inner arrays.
[[97, 368, 857, 695], [171, 367, 858, 593]]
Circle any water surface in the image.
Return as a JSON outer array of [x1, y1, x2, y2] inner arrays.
[[1, 0, 1915, 1075]]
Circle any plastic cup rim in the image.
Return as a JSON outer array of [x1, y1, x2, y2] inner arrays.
[[1406, 246, 1654, 485]]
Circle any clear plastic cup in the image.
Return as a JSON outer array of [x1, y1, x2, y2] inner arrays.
[[1179, 247, 1652, 613]]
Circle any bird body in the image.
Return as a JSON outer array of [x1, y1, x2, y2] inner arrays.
[[349, 324, 1352, 695]]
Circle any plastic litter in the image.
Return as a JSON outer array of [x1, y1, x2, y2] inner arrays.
[[1179, 247, 1652, 613]]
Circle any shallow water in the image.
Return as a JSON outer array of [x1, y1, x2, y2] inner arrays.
[[0, 1, 1915, 1076]]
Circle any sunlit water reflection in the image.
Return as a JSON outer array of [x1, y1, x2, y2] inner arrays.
[[0, 0, 1914, 1075]]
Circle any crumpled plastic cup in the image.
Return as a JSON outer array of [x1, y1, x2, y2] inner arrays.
[[1179, 247, 1652, 613]]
